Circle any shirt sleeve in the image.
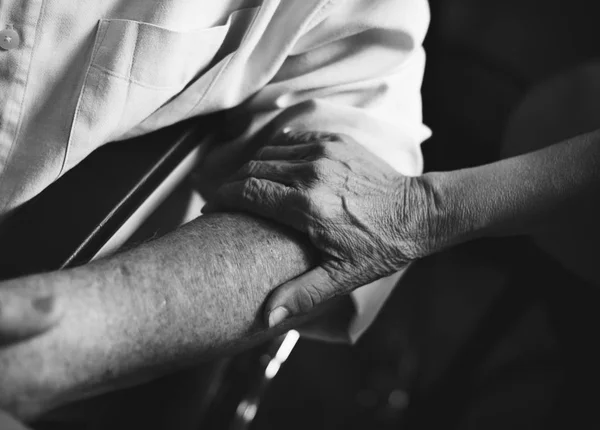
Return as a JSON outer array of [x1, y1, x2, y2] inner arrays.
[[205, 0, 431, 341]]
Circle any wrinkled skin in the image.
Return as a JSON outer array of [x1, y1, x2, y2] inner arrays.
[[206, 130, 435, 326]]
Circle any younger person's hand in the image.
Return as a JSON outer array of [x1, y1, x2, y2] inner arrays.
[[0, 287, 60, 346]]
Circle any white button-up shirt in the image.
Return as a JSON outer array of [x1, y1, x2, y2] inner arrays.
[[0, 0, 430, 340]]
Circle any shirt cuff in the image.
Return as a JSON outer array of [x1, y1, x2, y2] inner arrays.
[[348, 266, 410, 343]]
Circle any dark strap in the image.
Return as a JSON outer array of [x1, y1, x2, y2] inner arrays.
[[0, 117, 214, 280]]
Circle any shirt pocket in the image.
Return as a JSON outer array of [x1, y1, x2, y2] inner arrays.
[[63, 8, 261, 174]]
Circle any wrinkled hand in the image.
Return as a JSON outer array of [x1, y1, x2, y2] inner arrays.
[[205, 130, 434, 326]]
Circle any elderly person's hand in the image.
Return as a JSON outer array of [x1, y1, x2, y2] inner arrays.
[[204, 130, 436, 327]]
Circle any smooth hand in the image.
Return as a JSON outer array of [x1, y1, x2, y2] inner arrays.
[[0, 284, 61, 346], [0, 284, 62, 424], [205, 130, 434, 326]]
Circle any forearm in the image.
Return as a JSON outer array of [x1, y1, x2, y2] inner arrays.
[[425, 129, 600, 249], [0, 213, 319, 418]]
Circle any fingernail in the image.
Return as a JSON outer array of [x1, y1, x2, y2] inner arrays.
[[268, 307, 290, 328], [31, 296, 54, 314]]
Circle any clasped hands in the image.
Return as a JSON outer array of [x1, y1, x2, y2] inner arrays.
[[205, 129, 437, 327]]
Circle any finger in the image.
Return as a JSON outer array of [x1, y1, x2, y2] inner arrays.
[[271, 129, 341, 147], [229, 160, 309, 186], [0, 292, 62, 345], [255, 143, 318, 162], [0, 410, 32, 430], [211, 178, 307, 231], [265, 266, 341, 327]]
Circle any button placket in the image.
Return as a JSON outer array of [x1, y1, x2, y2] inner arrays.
[[0, 0, 45, 212]]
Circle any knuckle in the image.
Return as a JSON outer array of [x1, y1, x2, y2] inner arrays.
[[303, 193, 319, 214], [304, 164, 321, 186], [318, 133, 344, 153], [327, 276, 351, 298], [312, 140, 329, 158], [307, 224, 326, 244], [312, 158, 330, 176], [246, 160, 259, 175], [291, 130, 316, 145], [241, 177, 261, 200], [304, 193, 331, 222], [307, 283, 328, 305], [294, 284, 327, 313], [306, 161, 319, 178]]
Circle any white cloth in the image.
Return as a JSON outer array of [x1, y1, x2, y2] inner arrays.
[[0, 0, 431, 339]]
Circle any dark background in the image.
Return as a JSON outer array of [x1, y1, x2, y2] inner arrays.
[[245, 0, 600, 429]]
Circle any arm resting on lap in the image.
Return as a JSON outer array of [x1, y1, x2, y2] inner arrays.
[[0, 213, 334, 419]]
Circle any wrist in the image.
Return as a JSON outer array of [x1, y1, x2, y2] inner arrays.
[[415, 172, 477, 254], [390, 174, 442, 260]]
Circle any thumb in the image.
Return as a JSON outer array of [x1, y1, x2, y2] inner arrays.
[[265, 266, 339, 328], [0, 293, 62, 345]]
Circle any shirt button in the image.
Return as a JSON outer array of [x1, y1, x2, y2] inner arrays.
[[0, 28, 20, 51]]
